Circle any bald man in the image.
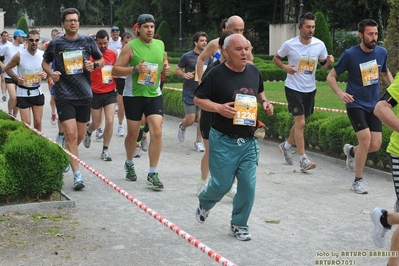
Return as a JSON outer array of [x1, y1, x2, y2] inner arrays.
[[196, 15, 254, 83]]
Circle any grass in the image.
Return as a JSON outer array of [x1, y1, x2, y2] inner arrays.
[[164, 81, 348, 115]]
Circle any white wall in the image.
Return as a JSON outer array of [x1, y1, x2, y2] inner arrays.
[[269, 23, 298, 55]]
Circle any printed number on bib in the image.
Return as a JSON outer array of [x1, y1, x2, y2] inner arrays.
[[233, 94, 257, 127], [298, 54, 317, 75], [360, 59, 379, 86], [24, 69, 41, 87], [137, 62, 158, 86], [63, 51, 84, 75]]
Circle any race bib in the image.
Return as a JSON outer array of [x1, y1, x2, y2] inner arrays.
[[233, 94, 257, 127], [194, 64, 207, 82], [137, 62, 158, 86], [24, 69, 40, 87], [63, 51, 84, 75], [102, 65, 113, 84], [298, 54, 317, 75], [360, 59, 379, 86]]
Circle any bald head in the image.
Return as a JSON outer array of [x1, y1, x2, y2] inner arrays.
[[227, 15, 245, 34], [224, 33, 246, 49]]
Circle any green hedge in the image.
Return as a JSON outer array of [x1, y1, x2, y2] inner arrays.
[[162, 87, 393, 170], [0, 111, 69, 202]]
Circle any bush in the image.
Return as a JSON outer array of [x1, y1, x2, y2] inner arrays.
[[325, 117, 352, 155], [333, 29, 359, 58], [114, 21, 125, 35], [156, 21, 174, 52], [314, 12, 333, 55], [164, 72, 181, 83], [16, 17, 29, 36], [0, 118, 69, 200]]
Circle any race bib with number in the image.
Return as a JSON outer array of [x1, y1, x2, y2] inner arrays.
[[102, 65, 113, 84], [233, 94, 257, 127], [63, 51, 84, 75], [360, 59, 379, 87], [298, 54, 317, 75], [24, 69, 40, 87], [137, 62, 158, 86], [194, 64, 207, 82]]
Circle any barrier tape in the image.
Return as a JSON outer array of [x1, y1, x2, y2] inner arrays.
[[163, 86, 347, 114], [8, 114, 237, 266]]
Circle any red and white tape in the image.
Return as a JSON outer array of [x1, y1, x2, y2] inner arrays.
[[10, 115, 237, 266]]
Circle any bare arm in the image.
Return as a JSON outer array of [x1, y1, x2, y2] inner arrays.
[[272, 53, 296, 75], [374, 100, 399, 131], [163, 52, 171, 75], [326, 68, 354, 104], [194, 96, 237, 119], [320, 55, 334, 71], [112, 44, 134, 76], [257, 91, 273, 116], [197, 39, 218, 83], [381, 69, 394, 86]]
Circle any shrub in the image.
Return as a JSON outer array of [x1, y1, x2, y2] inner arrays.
[[3, 128, 69, 200], [0, 154, 19, 199], [314, 12, 333, 55], [164, 72, 181, 84], [325, 117, 352, 155], [156, 21, 174, 52], [0, 119, 25, 153], [114, 21, 125, 35], [16, 17, 29, 36]]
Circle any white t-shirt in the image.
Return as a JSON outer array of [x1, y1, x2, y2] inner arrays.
[[0, 42, 25, 78], [277, 36, 328, 93], [108, 37, 122, 51]]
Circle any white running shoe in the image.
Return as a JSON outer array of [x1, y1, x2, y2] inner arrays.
[[194, 141, 205, 152], [117, 124, 124, 137]]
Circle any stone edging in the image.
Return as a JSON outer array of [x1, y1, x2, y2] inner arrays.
[[0, 190, 75, 215]]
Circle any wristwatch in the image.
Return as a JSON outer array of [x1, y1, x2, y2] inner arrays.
[[93, 62, 99, 69]]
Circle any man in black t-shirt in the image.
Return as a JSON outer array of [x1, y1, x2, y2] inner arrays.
[[42, 7, 104, 190], [194, 34, 273, 241]]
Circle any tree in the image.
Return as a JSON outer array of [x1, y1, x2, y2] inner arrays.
[[16, 17, 29, 35], [385, 0, 399, 77], [314, 12, 333, 54], [156, 21, 174, 52], [115, 21, 125, 35]]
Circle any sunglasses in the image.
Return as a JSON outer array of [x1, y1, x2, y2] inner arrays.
[[28, 38, 40, 43]]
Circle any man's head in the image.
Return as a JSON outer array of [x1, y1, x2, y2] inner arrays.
[[220, 18, 228, 32], [110, 26, 120, 41], [13, 29, 27, 44], [227, 15, 245, 34], [137, 14, 155, 42], [121, 32, 132, 47], [26, 30, 40, 52], [1, 31, 8, 43], [193, 31, 207, 51], [95, 30, 109, 53], [298, 12, 316, 41], [358, 19, 378, 50], [51, 28, 59, 39], [61, 8, 80, 34], [223, 34, 249, 69]]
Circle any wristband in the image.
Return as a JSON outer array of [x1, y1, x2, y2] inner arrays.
[[262, 100, 270, 104]]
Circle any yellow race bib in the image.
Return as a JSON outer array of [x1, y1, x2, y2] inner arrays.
[[63, 51, 84, 75], [137, 62, 158, 86], [24, 69, 40, 87], [298, 54, 317, 75], [360, 59, 379, 86], [102, 65, 113, 84], [233, 94, 257, 127]]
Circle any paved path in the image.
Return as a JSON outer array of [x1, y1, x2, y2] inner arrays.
[[0, 87, 397, 266]]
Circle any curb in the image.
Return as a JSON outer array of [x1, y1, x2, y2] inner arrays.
[[0, 190, 75, 215]]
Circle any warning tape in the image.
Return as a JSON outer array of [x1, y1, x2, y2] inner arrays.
[[9, 114, 237, 266], [163, 86, 347, 114]]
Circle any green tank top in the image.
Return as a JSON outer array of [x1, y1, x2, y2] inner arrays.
[[128, 38, 164, 97], [387, 74, 399, 155]]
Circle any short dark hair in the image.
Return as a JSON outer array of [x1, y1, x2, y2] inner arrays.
[[220, 18, 228, 31], [218, 31, 233, 47], [61, 8, 80, 22], [121, 32, 132, 41], [28, 30, 40, 38], [298, 12, 315, 28], [1, 31, 7, 36], [96, 29, 109, 40], [358, 19, 378, 34], [192, 31, 207, 47]]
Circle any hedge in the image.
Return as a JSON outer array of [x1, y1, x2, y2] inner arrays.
[[0, 112, 70, 202], [162, 87, 393, 170]]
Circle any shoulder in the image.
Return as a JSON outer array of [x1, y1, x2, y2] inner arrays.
[[375, 45, 388, 54]]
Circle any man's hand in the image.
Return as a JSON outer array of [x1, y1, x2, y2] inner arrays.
[[163, 63, 171, 76], [218, 102, 237, 119]]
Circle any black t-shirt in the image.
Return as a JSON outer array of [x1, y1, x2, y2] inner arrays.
[[43, 35, 102, 101], [195, 62, 264, 135]]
